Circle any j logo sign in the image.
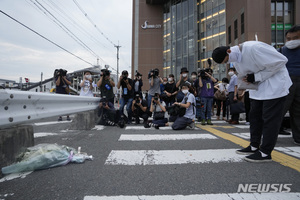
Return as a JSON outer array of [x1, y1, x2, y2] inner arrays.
[[141, 21, 162, 29]]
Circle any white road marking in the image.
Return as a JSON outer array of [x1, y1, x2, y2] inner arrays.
[[232, 125, 250, 129], [84, 193, 300, 200], [34, 132, 58, 138], [232, 133, 292, 139], [93, 125, 105, 130], [33, 120, 72, 126], [105, 149, 245, 165], [0, 171, 33, 183], [118, 134, 217, 141], [275, 147, 300, 159]]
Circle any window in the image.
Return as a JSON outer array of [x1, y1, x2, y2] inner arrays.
[[234, 19, 238, 39], [228, 25, 231, 44], [241, 13, 244, 35]]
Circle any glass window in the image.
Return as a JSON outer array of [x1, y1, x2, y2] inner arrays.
[[177, 4, 181, 21], [271, 2, 275, 23], [234, 19, 238, 39], [276, 2, 283, 23], [206, 0, 212, 10], [219, 12, 225, 26], [183, 56, 188, 68], [188, 55, 194, 69], [177, 21, 182, 38], [183, 1, 188, 18], [176, 39, 182, 56], [228, 25, 231, 44], [241, 13, 244, 35], [188, 0, 194, 16]]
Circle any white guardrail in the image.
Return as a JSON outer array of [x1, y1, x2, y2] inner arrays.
[[0, 89, 100, 128]]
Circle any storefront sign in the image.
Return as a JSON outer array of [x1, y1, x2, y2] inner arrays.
[[141, 21, 162, 29], [271, 23, 292, 30]]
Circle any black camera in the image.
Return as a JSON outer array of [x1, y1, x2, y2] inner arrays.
[[198, 69, 206, 79], [54, 69, 67, 77], [135, 70, 142, 77], [101, 69, 110, 77], [134, 94, 140, 104], [122, 71, 128, 81], [148, 68, 159, 79]]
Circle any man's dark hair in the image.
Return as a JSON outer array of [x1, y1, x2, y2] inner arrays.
[[191, 71, 197, 76], [169, 74, 174, 78], [285, 24, 300, 36], [222, 77, 229, 84], [212, 46, 230, 64], [228, 67, 236, 72]]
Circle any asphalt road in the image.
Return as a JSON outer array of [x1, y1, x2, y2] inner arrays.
[[0, 116, 299, 200]]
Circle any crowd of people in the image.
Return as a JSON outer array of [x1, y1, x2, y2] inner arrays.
[[55, 25, 300, 162]]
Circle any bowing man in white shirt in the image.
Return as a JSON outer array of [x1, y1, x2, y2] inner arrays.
[[212, 41, 292, 163]]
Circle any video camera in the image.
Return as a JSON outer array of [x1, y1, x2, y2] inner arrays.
[[148, 68, 159, 79], [54, 69, 67, 78], [122, 70, 128, 81], [100, 69, 110, 77]]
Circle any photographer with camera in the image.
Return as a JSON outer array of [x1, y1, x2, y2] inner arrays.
[[196, 68, 217, 125], [80, 71, 94, 97], [145, 93, 168, 129], [148, 68, 163, 108], [98, 96, 118, 126], [117, 70, 134, 124], [54, 68, 71, 121], [176, 67, 192, 102], [133, 71, 143, 97], [171, 83, 196, 130], [132, 93, 149, 125], [97, 69, 115, 104]]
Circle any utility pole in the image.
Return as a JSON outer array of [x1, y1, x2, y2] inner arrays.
[[114, 41, 121, 83]]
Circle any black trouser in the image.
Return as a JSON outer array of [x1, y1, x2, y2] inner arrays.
[[216, 99, 227, 118], [244, 91, 251, 122], [249, 96, 286, 155], [228, 92, 239, 121], [133, 109, 149, 124], [281, 76, 300, 142]]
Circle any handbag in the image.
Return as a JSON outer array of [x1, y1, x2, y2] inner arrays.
[[214, 90, 226, 101], [230, 101, 245, 115], [153, 112, 165, 120]]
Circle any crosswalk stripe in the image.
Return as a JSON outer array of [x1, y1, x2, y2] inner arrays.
[[200, 126, 300, 172], [275, 147, 300, 159], [105, 149, 245, 165], [118, 134, 218, 141], [232, 132, 292, 139], [84, 192, 300, 200]]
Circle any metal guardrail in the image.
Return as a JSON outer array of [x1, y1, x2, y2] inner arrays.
[[0, 89, 99, 128]]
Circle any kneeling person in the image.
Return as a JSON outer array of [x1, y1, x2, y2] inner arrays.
[[132, 93, 149, 125], [147, 93, 168, 129], [172, 83, 196, 130]]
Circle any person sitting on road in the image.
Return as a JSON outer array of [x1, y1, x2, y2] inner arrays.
[[145, 93, 168, 129], [132, 93, 150, 126], [172, 83, 196, 130]]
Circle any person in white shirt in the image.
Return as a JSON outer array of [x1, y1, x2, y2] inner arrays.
[[212, 41, 292, 162], [79, 71, 94, 97]]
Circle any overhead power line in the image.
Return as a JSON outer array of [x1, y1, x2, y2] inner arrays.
[[72, 0, 117, 47], [0, 10, 93, 66]]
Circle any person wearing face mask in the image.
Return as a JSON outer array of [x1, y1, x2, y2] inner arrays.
[[172, 83, 196, 130], [133, 71, 143, 97], [160, 77, 168, 94], [277, 25, 300, 145], [212, 41, 292, 163], [176, 67, 192, 102], [80, 71, 94, 97], [225, 67, 240, 124], [163, 74, 178, 107]]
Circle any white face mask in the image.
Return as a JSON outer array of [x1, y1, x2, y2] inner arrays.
[[285, 39, 300, 49], [182, 89, 189, 94], [227, 46, 242, 63], [85, 75, 91, 79], [163, 82, 167, 85], [228, 71, 234, 76], [182, 73, 188, 78], [168, 78, 173, 82], [191, 75, 197, 80]]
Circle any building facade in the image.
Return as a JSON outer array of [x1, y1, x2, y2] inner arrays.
[[132, 0, 300, 90]]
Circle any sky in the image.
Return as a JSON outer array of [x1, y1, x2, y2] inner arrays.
[[0, 0, 133, 82]]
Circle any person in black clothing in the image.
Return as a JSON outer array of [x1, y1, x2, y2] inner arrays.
[[97, 69, 115, 104], [163, 74, 178, 107], [133, 71, 143, 97], [132, 93, 149, 125], [117, 70, 134, 124]]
